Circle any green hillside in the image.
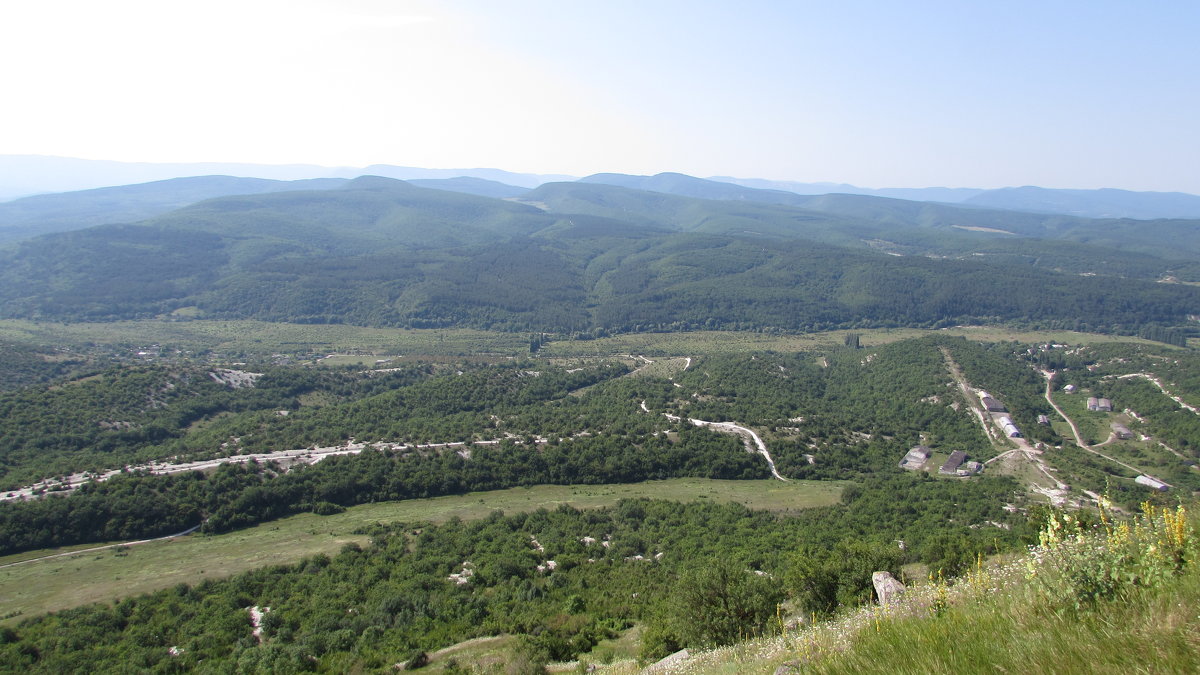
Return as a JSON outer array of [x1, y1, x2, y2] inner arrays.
[[407, 177, 529, 199], [0, 176, 1198, 335], [665, 502, 1200, 674], [0, 175, 347, 244], [529, 181, 1200, 275]]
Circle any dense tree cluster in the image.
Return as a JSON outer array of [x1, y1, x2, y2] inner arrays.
[[0, 341, 92, 392], [0, 426, 764, 555], [0, 476, 1033, 672], [0, 364, 433, 489]]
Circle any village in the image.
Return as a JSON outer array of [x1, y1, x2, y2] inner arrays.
[[901, 352, 1177, 506]]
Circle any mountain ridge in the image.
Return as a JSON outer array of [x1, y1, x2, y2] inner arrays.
[[5, 155, 1199, 219], [1, 177, 1196, 335]]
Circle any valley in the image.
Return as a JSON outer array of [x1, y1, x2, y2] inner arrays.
[[0, 172, 1198, 673], [4, 0, 1199, 668]]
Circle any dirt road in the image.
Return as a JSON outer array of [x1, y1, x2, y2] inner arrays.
[[647, 402, 786, 481], [1042, 371, 1169, 487], [0, 523, 202, 570]]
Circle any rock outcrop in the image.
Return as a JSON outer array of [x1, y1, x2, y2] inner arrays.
[[872, 571, 906, 606]]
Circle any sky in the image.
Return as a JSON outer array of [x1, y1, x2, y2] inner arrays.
[[2, 0, 1198, 191]]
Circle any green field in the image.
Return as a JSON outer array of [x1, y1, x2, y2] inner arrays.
[[0, 319, 1162, 359], [0, 478, 842, 621], [533, 326, 1159, 357], [0, 319, 530, 356]]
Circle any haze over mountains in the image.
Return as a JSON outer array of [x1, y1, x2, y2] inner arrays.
[[5, 155, 1200, 220], [0, 155, 571, 202]]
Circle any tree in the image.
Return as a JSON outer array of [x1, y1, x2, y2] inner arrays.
[[671, 557, 785, 649], [787, 539, 904, 616]]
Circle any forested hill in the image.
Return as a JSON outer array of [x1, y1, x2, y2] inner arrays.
[[406, 176, 529, 199], [962, 185, 1200, 220], [0, 175, 348, 244], [568, 173, 1200, 263], [0, 176, 1198, 333]]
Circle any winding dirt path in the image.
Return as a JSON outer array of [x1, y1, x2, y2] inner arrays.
[[940, 347, 997, 443], [1118, 372, 1200, 414], [1042, 371, 1170, 487], [1042, 372, 1087, 449], [687, 419, 787, 481], [0, 523, 202, 569], [1, 437, 545, 503], [645, 401, 786, 481]]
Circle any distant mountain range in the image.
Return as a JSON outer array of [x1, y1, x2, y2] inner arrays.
[[1, 175, 1197, 336], [0, 176, 347, 243], [0, 175, 536, 244], [4, 155, 1200, 220], [0, 155, 569, 201], [709, 176, 987, 204], [959, 186, 1200, 220], [606, 173, 1200, 220]]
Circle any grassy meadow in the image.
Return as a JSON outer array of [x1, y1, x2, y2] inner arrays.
[[0, 478, 842, 621], [0, 318, 1163, 361]]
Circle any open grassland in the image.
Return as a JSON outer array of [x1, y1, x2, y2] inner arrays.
[[0, 319, 529, 356], [0, 319, 1162, 359], [0, 479, 842, 621], [537, 326, 1160, 357]]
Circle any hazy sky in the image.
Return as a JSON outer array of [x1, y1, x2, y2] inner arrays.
[[3, 1, 1198, 191]]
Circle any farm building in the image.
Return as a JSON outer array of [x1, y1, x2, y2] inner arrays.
[[979, 394, 1007, 412], [998, 416, 1022, 438], [957, 461, 983, 476], [1112, 423, 1134, 440], [1087, 397, 1113, 412], [899, 445, 931, 471], [939, 450, 967, 475], [1135, 475, 1169, 492]]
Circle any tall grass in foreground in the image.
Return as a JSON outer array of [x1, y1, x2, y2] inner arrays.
[[671, 501, 1200, 674]]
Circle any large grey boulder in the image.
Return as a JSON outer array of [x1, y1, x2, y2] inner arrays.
[[872, 571, 906, 606]]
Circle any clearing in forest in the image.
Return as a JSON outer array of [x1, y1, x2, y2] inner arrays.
[[0, 478, 843, 621]]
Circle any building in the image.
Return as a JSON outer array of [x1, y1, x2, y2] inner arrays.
[[1037, 414, 1050, 425], [979, 395, 1007, 413], [956, 461, 983, 476], [1063, 384, 1076, 393], [939, 450, 967, 475], [998, 416, 1022, 438], [1087, 397, 1113, 412], [899, 445, 931, 471], [1135, 475, 1169, 492], [1112, 423, 1134, 440]]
